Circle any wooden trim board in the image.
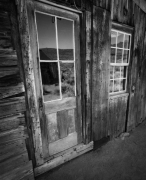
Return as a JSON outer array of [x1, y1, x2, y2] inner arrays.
[[34, 141, 93, 176]]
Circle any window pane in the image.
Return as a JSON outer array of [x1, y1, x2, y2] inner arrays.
[[123, 50, 129, 63], [110, 80, 114, 93], [36, 13, 57, 60], [60, 62, 75, 98], [40, 62, 60, 102], [111, 31, 117, 47], [119, 79, 126, 91], [121, 66, 127, 78], [114, 67, 120, 79], [117, 32, 124, 48], [111, 48, 116, 63], [114, 80, 120, 92], [116, 49, 123, 63], [124, 34, 130, 49], [110, 66, 114, 79], [57, 18, 74, 60]]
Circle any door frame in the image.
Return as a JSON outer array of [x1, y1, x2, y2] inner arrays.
[[33, 1, 82, 157], [15, 0, 93, 174]]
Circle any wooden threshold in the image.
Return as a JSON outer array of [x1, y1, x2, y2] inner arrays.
[[34, 141, 93, 176]]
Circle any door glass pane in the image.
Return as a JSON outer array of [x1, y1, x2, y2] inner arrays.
[[119, 79, 126, 91], [116, 49, 123, 63], [124, 34, 130, 49], [110, 66, 114, 79], [60, 62, 75, 98], [36, 12, 57, 60], [114, 80, 120, 92], [123, 50, 129, 63], [121, 66, 127, 78], [114, 67, 120, 79], [57, 18, 74, 60], [111, 48, 116, 63], [110, 80, 114, 93], [117, 32, 124, 48], [111, 31, 117, 47], [40, 62, 60, 102]]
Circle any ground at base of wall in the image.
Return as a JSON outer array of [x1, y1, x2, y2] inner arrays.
[[36, 120, 146, 180]]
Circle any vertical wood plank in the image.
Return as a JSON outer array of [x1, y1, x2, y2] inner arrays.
[[27, 0, 50, 160], [74, 14, 82, 144], [15, 0, 44, 165], [57, 110, 68, 139], [127, 5, 146, 131], [46, 113, 59, 143], [85, 10, 92, 143], [92, 6, 110, 141], [68, 109, 76, 134]]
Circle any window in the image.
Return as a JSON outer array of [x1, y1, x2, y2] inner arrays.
[[36, 12, 76, 102], [110, 28, 131, 94]]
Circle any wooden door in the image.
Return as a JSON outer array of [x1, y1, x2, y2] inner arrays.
[[33, 3, 82, 157]]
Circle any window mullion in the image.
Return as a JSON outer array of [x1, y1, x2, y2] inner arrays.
[[55, 16, 62, 100]]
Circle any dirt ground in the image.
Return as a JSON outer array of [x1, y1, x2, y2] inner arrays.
[[37, 120, 146, 180]]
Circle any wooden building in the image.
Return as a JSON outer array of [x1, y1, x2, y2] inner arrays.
[[0, 0, 146, 179]]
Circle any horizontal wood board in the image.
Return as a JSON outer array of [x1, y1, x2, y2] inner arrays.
[[0, 0, 34, 179]]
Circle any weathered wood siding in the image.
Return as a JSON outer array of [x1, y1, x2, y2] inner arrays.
[[92, 6, 110, 141], [109, 95, 128, 138], [0, 0, 34, 179], [127, 4, 146, 131]]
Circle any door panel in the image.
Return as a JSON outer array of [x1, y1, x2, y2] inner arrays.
[[35, 3, 82, 157]]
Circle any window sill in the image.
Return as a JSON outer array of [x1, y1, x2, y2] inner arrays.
[[109, 92, 129, 99]]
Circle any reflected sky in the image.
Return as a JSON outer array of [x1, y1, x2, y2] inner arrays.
[[36, 12, 73, 49]]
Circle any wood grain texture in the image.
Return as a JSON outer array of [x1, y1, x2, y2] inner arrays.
[[127, 4, 146, 131], [0, 1, 34, 179], [84, 10, 92, 143], [0, 113, 25, 132], [0, 139, 26, 163], [0, 161, 34, 180], [15, 0, 44, 165], [57, 110, 70, 139], [49, 132, 77, 156], [0, 126, 28, 145], [35, 141, 93, 176], [45, 97, 76, 114], [92, 6, 110, 141], [0, 152, 29, 176], [112, 0, 134, 26], [0, 97, 26, 118], [109, 95, 128, 138], [0, 83, 24, 100], [46, 113, 59, 143]]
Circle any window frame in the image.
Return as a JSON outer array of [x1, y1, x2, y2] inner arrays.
[[35, 11, 77, 103], [109, 22, 133, 96]]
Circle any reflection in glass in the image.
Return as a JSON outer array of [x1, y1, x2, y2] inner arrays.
[[123, 50, 129, 63], [110, 66, 114, 79], [119, 79, 126, 91], [57, 18, 74, 60], [111, 48, 116, 63], [36, 13, 57, 60], [117, 32, 124, 48], [60, 62, 75, 98], [111, 31, 117, 47], [114, 80, 120, 92], [121, 66, 127, 78], [40, 62, 60, 102], [114, 67, 120, 79], [116, 49, 123, 63], [124, 35, 130, 49], [110, 80, 113, 93]]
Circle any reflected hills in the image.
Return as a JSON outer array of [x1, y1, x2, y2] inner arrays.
[[39, 48, 74, 60]]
